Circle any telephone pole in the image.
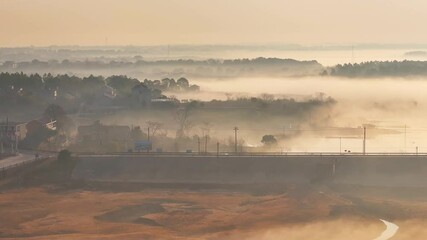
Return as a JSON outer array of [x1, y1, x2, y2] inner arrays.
[[197, 136, 201, 154], [204, 135, 208, 153], [0, 130, 3, 155], [217, 142, 220, 158], [404, 124, 407, 153], [234, 127, 239, 154], [147, 127, 150, 153], [363, 127, 366, 155]]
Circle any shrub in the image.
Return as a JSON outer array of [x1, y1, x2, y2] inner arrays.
[[58, 149, 72, 162]]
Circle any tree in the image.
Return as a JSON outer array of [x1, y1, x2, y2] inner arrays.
[[175, 101, 198, 138], [260, 93, 275, 102], [177, 77, 190, 89], [106, 75, 139, 95], [43, 104, 75, 133], [261, 135, 277, 146], [44, 104, 66, 120], [146, 121, 164, 137], [131, 126, 144, 141], [58, 149, 72, 162]]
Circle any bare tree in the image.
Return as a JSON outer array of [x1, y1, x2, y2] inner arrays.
[[146, 121, 164, 137], [260, 93, 275, 102], [175, 101, 197, 138], [199, 121, 212, 136]]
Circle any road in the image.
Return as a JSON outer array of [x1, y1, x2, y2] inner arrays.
[[0, 152, 51, 170]]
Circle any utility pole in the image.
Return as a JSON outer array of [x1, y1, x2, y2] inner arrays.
[[404, 124, 407, 153], [363, 127, 367, 155], [0, 129, 3, 155], [339, 137, 342, 155], [204, 135, 208, 154], [217, 142, 220, 158], [197, 136, 201, 154], [416, 146, 419, 156], [234, 127, 239, 154], [15, 131, 18, 154], [147, 127, 150, 153]]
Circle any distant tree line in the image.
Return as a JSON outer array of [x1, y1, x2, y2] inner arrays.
[[0, 72, 198, 95], [0, 57, 324, 78], [323, 61, 427, 78], [1, 57, 320, 69], [0, 72, 199, 113]]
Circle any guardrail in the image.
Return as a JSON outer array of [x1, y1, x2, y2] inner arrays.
[[75, 151, 427, 157]]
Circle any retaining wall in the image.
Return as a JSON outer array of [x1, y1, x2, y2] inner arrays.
[[72, 155, 427, 187]]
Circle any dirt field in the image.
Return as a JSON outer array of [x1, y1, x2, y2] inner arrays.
[[0, 185, 386, 240], [2, 158, 427, 239]]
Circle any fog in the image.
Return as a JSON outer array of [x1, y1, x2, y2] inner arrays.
[[2, 45, 427, 66], [63, 74, 427, 153], [148, 76, 424, 153], [3, 47, 427, 153], [220, 218, 383, 240]]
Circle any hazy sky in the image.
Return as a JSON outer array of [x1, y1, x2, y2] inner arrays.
[[1, 0, 426, 47]]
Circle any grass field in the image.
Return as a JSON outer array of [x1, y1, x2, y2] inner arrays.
[[1, 158, 427, 239]]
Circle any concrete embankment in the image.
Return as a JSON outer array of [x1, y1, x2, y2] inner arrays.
[[72, 155, 427, 186]]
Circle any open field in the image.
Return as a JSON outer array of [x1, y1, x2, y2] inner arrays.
[[2, 156, 427, 239], [2, 183, 427, 239], [0, 185, 383, 240]]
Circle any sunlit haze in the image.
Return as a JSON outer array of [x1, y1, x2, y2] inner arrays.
[[2, 1, 427, 240], [1, 0, 427, 46]]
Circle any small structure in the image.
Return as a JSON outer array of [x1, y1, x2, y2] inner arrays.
[[0, 121, 27, 141], [150, 97, 179, 108], [103, 85, 117, 99], [26, 117, 57, 136], [0, 121, 27, 152], [134, 140, 152, 152]]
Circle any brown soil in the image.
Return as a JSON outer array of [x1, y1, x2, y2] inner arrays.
[[2, 159, 427, 239], [0, 185, 388, 240]]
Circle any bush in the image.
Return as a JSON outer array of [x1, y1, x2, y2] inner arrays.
[[58, 149, 72, 162]]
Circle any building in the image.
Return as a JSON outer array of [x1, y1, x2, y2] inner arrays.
[[0, 121, 27, 152], [0, 121, 27, 141], [151, 97, 179, 108], [26, 117, 57, 136], [103, 85, 117, 99]]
